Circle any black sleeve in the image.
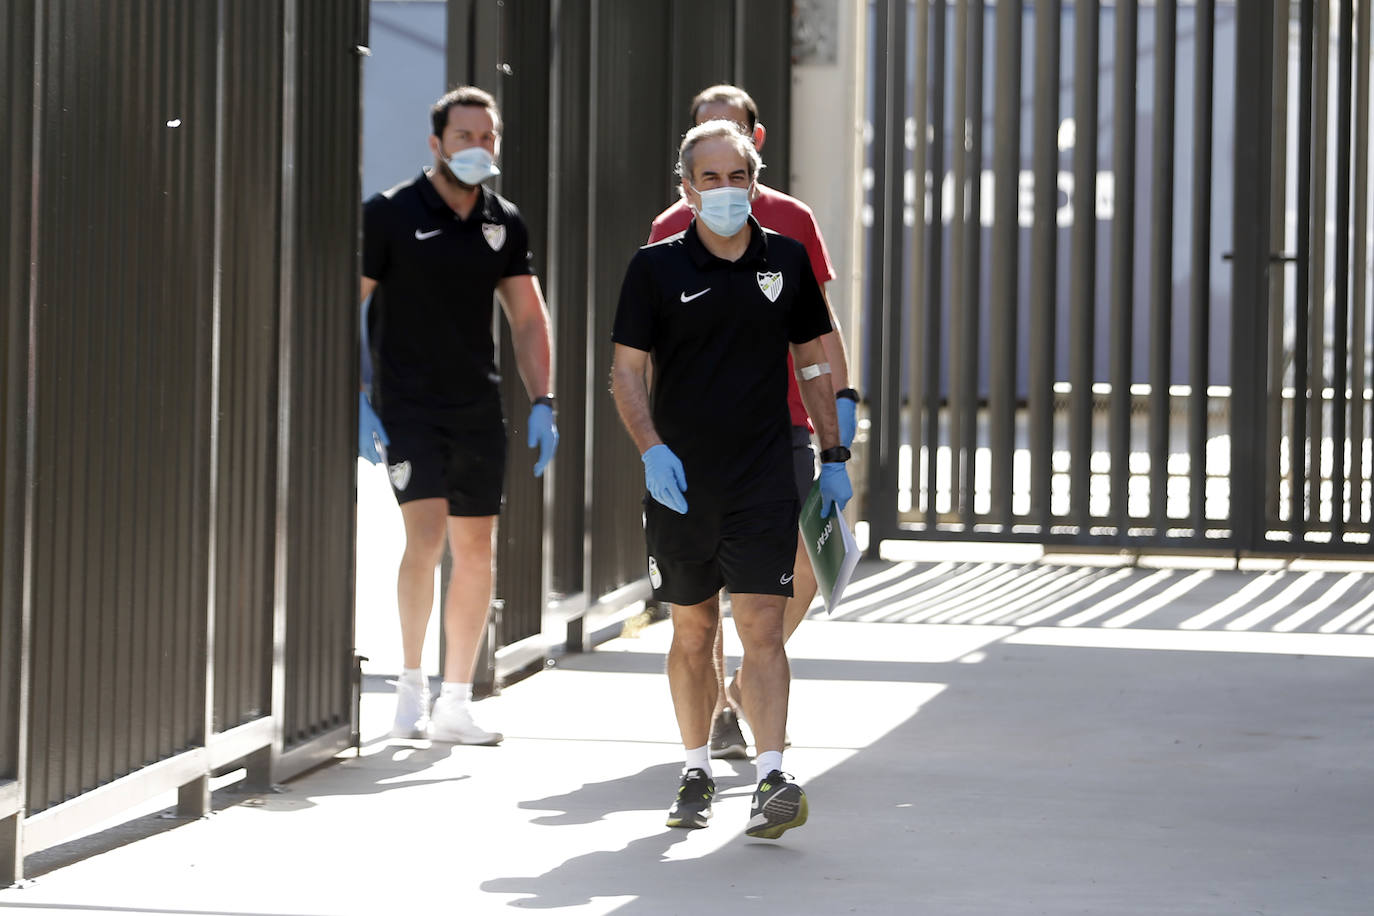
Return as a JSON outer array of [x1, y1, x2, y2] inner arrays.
[[788, 252, 832, 344], [611, 250, 658, 351], [502, 208, 535, 278], [362, 193, 390, 281]]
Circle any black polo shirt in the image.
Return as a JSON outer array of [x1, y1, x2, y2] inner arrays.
[[612, 217, 831, 506], [363, 172, 533, 411]]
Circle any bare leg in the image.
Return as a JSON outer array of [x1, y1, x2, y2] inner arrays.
[[442, 515, 497, 683], [731, 532, 814, 708], [667, 597, 721, 750], [397, 498, 449, 668], [730, 592, 790, 753]]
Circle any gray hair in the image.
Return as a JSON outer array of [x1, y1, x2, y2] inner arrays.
[[676, 119, 763, 184]]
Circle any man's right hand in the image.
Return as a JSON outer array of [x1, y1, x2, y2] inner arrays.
[[641, 444, 688, 514], [359, 391, 389, 465]]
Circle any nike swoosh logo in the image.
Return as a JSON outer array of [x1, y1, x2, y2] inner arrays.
[[415, 228, 442, 240], [680, 288, 710, 303], [780, 573, 794, 585]]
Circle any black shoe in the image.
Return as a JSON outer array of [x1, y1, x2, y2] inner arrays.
[[665, 767, 715, 829], [709, 708, 749, 760], [745, 770, 808, 839]]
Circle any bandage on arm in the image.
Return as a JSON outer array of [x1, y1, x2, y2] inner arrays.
[[798, 362, 831, 381]]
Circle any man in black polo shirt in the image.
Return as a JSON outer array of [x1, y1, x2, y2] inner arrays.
[[360, 85, 557, 746], [611, 120, 853, 839]]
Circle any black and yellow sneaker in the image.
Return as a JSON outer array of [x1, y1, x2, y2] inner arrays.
[[745, 770, 808, 839], [665, 767, 715, 829]]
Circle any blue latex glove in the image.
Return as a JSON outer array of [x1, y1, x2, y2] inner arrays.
[[642, 444, 688, 514], [835, 396, 857, 449], [527, 403, 559, 477], [818, 461, 852, 518], [358, 391, 389, 465]]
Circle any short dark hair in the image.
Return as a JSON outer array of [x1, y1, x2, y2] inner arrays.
[[431, 85, 502, 137], [689, 84, 759, 132]]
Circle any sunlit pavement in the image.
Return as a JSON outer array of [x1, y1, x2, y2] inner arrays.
[[4, 542, 1374, 913]]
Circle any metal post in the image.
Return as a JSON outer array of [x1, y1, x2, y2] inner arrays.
[[1109, 0, 1138, 538], [1232, 0, 1276, 553], [1292, 0, 1314, 541], [1331, 0, 1354, 538], [864, 0, 905, 551], [1148, 1, 1176, 536], [989, 0, 1021, 527], [1030, 0, 1060, 529], [948, 0, 970, 521], [907, 0, 929, 525], [1188, 0, 1215, 537], [1352, 0, 1372, 529], [924, 0, 946, 526], [1070, 0, 1099, 531], [962, 0, 986, 522]]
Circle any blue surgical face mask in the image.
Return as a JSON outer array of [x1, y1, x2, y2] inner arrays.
[[445, 145, 500, 186], [690, 182, 752, 237]]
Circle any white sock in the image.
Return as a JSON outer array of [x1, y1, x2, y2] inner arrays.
[[440, 681, 472, 702], [684, 745, 711, 776], [756, 751, 783, 782], [400, 667, 424, 686]]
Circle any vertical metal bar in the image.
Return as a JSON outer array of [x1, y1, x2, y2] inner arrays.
[[948, 0, 969, 521], [269, 0, 299, 777], [1070, 0, 1098, 530], [1353, 0, 1372, 528], [1148, 0, 1177, 535], [924, 0, 946, 526], [1232, 0, 1276, 553], [1307, 0, 1330, 529], [864, 0, 904, 550], [1109, 0, 1138, 537], [1331, 0, 1354, 539], [1292, 0, 1314, 541], [1030, 0, 1060, 529], [1188, 0, 1215, 536], [907, 0, 929, 523], [1265, 0, 1290, 531], [961, 0, 985, 521], [988, 0, 1021, 527]]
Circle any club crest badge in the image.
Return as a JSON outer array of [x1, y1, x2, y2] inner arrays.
[[388, 460, 412, 491], [757, 271, 783, 302], [482, 223, 506, 251], [648, 555, 663, 589]]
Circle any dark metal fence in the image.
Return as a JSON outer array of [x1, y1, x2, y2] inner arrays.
[[863, 0, 1373, 555], [1, 0, 365, 883]]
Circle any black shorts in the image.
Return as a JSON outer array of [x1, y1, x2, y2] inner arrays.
[[644, 497, 800, 606], [379, 402, 507, 516], [791, 424, 817, 504]]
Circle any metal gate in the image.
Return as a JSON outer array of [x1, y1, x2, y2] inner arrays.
[[863, 0, 1373, 555], [2, 0, 367, 883]]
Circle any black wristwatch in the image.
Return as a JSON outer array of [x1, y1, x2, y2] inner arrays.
[[819, 445, 851, 464], [835, 388, 860, 402], [532, 395, 555, 410]]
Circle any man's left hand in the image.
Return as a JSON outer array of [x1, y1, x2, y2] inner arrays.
[[527, 403, 558, 477], [819, 461, 852, 518]]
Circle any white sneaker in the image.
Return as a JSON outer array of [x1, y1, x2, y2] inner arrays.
[[389, 676, 431, 739], [429, 694, 503, 745]]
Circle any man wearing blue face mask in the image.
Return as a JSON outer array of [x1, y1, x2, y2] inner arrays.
[[360, 85, 558, 746], [612, 120, 853, 839], [648, 85, 857, 763]]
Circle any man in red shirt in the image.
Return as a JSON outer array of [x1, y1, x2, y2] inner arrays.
[[647, 85, 858, 760]]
